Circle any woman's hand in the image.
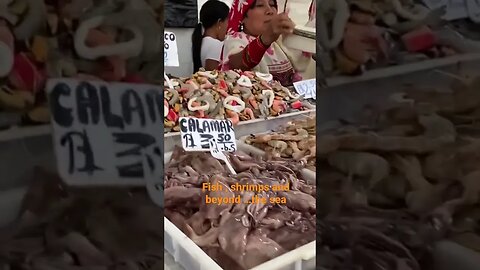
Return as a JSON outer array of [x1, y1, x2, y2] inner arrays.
[[262, 13, 295, 45]]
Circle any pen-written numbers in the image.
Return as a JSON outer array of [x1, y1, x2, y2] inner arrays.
[[179, 117, 237, 152], [47, 79, 163, 186]]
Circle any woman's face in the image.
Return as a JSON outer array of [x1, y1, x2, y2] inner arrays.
[[217, 19, 228, 41], [243, 0, 277, 36]]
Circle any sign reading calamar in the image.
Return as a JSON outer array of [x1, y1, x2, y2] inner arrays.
[[47, 79, 163, 186], [179, 117, 237, 152]]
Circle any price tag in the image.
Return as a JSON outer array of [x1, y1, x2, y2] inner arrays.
[[209, 138, 237, 174], [46, 79, 163, 187], [179, 117, 237, 152], [293, 79, 316, 100], [164, 31, 179, 67]]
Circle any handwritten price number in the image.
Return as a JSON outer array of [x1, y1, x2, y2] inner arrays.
[[209, 139, 234, 152], [220, 144, 236, 152], [217, 134, 236, 152], [217, 134, 231, 143]]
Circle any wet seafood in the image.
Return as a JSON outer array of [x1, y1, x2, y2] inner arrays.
[[0, 0, 163, 126], [164, 147, 316, 270], [244, 115, 316, 171], [163, 70, 311, 133], [316, 76, 480, 268], [317, 0, 460, 76], [0, 167, 164, 269]]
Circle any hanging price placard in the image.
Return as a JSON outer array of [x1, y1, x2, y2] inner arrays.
[[164, 31, 179, 67]]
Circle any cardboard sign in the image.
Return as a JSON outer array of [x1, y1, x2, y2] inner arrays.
[[293, 79, 316, 100], [179, 117, 237, 152], [46, 79, 164, 186], [164, 31, 179, 67]]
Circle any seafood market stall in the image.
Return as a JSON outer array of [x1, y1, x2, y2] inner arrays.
[[313, 56, 480, 269], [0, 0, 172, 269], [164, 138, 317, 270], [163, 70, 316, 152], [315, 0, 480, 83]]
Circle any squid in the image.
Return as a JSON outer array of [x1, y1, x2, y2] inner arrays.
[[389, 0, 429, 21], [317, 0, 350, 50], [74, 15, 144, 60]]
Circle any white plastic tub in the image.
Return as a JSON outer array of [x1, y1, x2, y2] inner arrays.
[[324, 53, 480, 88], [163, 145, 317, 270], [164, 110, 316, 153], [317, 55, 480, 123]]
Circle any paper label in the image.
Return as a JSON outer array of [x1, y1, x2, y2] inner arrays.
[[46, 79, 163, 186], [179, 117, 237, 152], [293, 79, 316, 100], [164, 31, 179, 67]]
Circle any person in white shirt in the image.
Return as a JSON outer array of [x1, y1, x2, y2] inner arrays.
[[192, 0, 229, 72]]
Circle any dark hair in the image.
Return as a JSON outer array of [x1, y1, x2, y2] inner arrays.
[[192, 0, 230, 72]]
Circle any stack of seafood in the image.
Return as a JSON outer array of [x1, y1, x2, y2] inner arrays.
[[164, 70, 313, 133], [164, 147, 316, 270], [315, 76, 480, 268], [0, 0, 163, 128], [244, 115, 316, 171], [0, 168, 164, 269], [318, 0, 461, 76]]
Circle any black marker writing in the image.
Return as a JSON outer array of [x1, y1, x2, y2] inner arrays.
[[179, 118, 234, 133], [182, 133, 196, 148], [60, 130, 103, 175], [49, 82, 73, 127], [76, 81, 100, 125], [49, 81, 163, 128], [100, 86, 124, 129], [112, 132, 161, 178], [200, 133, 214, 149], [121, 89, 146, 127]]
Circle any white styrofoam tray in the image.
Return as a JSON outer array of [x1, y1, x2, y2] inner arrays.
[[164, 109, 316, 153], [163, 145, 316, 270]]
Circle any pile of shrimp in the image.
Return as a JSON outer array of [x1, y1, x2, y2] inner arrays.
[[244, 115, 317, 171]]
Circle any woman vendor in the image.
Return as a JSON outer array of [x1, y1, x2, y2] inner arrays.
[[191, 0, 229, 72], [220, 0, 314, 86]]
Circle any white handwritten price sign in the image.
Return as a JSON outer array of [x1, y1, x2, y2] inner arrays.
[[164, 31, 179, 67], [179, 117, 237, 152], [46, 79, 164, 187], [293, 79, 316, 100]]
